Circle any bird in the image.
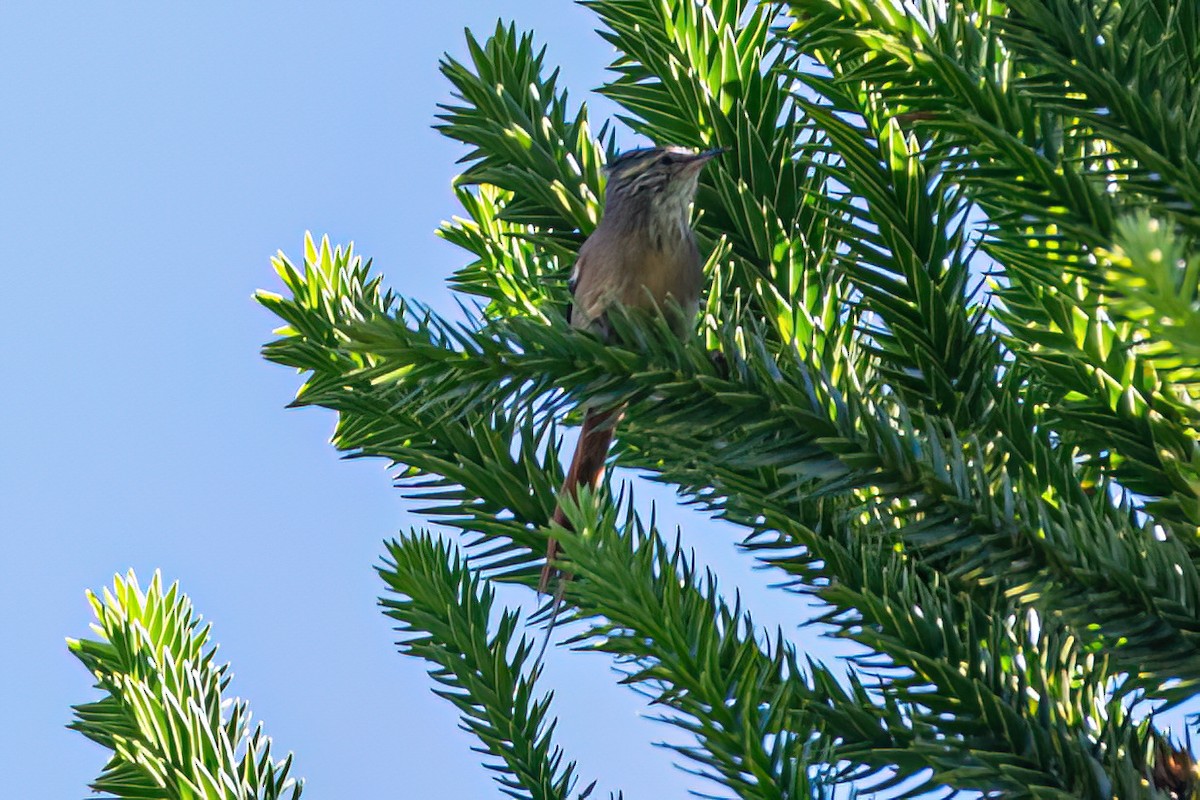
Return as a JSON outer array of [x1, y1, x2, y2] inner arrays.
[[539, 144, 724, 593]]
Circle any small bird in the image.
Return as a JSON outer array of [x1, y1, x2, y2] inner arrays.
[[540, 145, 724, 593]]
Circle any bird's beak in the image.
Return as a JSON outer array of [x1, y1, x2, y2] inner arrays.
[[681, 147, 727, 171]]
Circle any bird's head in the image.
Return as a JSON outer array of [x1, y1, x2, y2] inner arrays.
[[602, 146, 725, 220]]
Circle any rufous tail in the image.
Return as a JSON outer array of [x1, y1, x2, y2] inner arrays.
[[539, 406, 623, 592]]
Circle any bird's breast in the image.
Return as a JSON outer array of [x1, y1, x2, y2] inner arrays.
[[619, 231, 702, 312]]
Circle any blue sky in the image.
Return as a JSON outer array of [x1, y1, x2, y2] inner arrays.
[[2, 3, 857, 797]]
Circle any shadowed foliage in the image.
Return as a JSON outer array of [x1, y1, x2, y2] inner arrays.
[[253, 2, 1200, 797]]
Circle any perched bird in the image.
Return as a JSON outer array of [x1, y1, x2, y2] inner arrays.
[[540, 145, 724, 593]]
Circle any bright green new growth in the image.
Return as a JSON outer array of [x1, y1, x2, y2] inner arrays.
[[68, 571, 302, 800]]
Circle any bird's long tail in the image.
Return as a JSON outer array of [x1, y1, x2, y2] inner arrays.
[[538, 405, 624, 593]]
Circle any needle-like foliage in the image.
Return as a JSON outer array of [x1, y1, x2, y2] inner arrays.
[[68, 571, 302, 800], [379, 533, 601, 800], [251, 1, 1200, 797]]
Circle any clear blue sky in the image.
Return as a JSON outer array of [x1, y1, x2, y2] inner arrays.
[[2, 3, 856, 797]]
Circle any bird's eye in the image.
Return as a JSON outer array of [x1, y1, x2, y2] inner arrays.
[[659, 154, 674, 165]]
